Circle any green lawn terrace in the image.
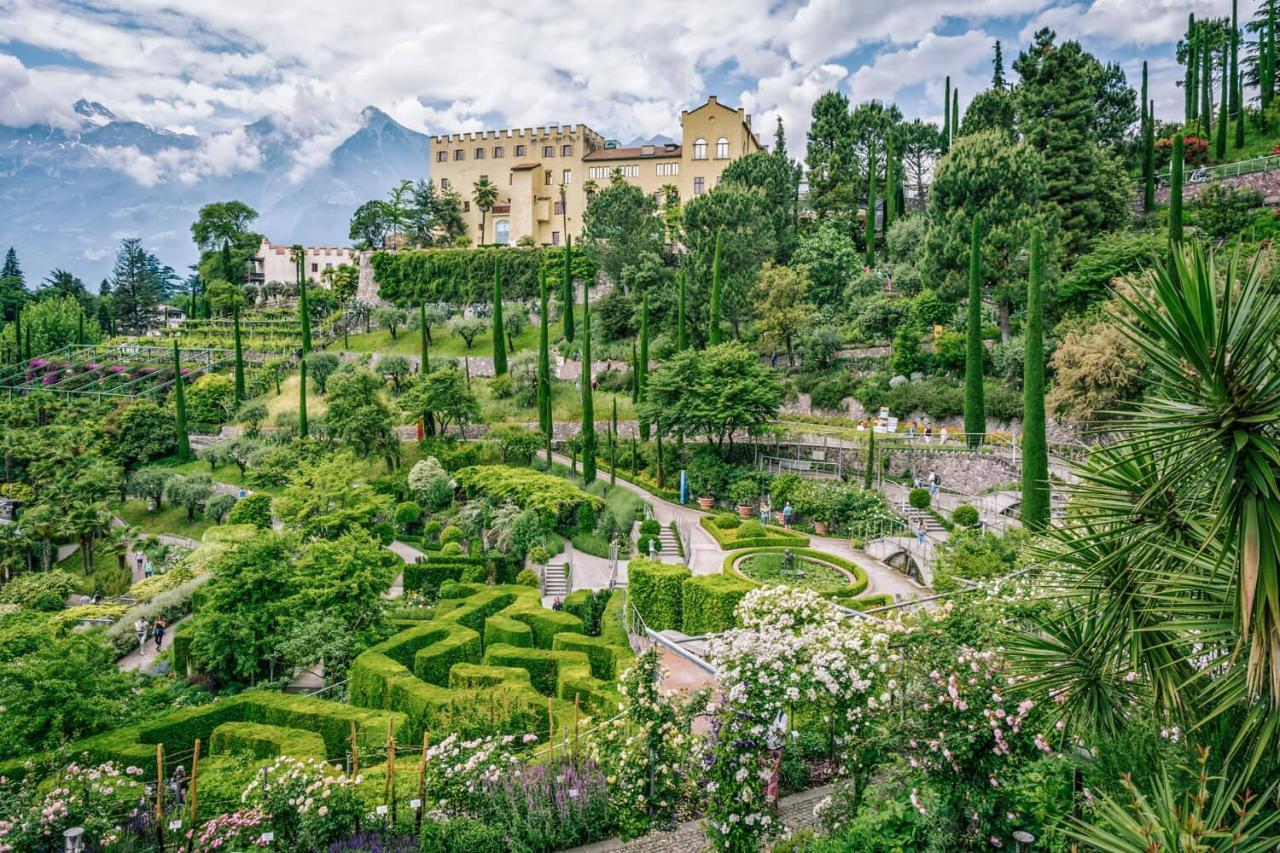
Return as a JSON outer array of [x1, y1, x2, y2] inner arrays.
[[0, 344, 252, 400], [150, 307, 345, 355]]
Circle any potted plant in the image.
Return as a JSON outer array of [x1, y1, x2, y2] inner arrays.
[[729, 479, 758, 518], [688, 452, 726, 510]]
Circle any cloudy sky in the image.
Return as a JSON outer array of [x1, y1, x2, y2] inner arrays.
[[0, 0, 1234, 172]]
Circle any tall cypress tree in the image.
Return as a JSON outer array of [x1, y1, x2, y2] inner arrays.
[[537, 266, 552, 446], [233, 304, 245, 404], [173, 340, 191, 460], [864, 424, 876, 490], [492, 258, 507, 375], [580, 276, 596, 484], [883, 139, 896, 239], [419, 303, 429, 374], [676, 270, 687, 351], [709, 228, 723, 346], [1141, 62, 1150, 190], [1170, 135, 1185, 242], [562, 235, 575, 343], [1021, 229, 1049, 531], [963, 216, 985, 449], [610, 397, 618, 486], [1266, 3, 1277, 113], [1186, 13, 1198, 123], [1231, 0, 1241, 121], [630, 340, 638, 403], [942, 76, 951, 151], [865, 137, 877, 267], [297, 247, 312, 355], [951, 89, 959, 139], [1145, 99, 1156, 214], [1202, 33, 1213, 140], [299, 358, 309, 438], [638, 293, 650, 440], [1237, 76, 1247, 148], [1217, 41, 1229, 160]]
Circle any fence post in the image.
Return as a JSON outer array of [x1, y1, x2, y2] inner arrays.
[[547, 698, 555, 756], [154, 744, 165, 852], [351, 721, 361, 834], [415, 733, 429, 835], [184, 739, 200, 853]]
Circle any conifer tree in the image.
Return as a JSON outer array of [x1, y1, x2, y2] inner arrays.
[[419, 303, 429, 374], [1145, 99, 1156, 214], [992, 40, 1006, 88], [1265, 3, 1277, 112], [1186, 13, 1198, 123], [299, 358, 309, 438], [562, 235, 575, 343], [492, 257, 507, 375], [1218, 41, 1229, 160], [296, 247, 312, 355], [709, 228, 723, 346], [865, 138, 877, 267], [638, 293, 650, 440], [864, 424, 876, 490], [1202, 34, 1213, 140], [952, 89, 959, 139], [537, 267, 552, 447], [676, 270, 687, 351], [1231, 0, 1241, 121], [1237, 76, 1246, 148], [1021, 229, 1049, 531], [884, 139, 896, 238], [963, 216, 985, 449], [610, 397, 618, 486], [233, 304, 245, 404], [173, 340, 191, 460], [1141, 61, 1151, 198], [580, 277, 596, 484], [1170, 135, 1185, 242], [630, 340, 638, 404], [943, 76, 951, 151]]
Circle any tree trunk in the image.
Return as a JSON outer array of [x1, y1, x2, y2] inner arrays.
[[787, 337, 795, 367], [41, 538, 52, 572]]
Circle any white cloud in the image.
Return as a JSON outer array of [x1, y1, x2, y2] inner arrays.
[[846, 30, 999, 119], [1020, 0, 1228, 47]]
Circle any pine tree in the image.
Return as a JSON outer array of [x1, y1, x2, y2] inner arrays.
[[299, 358, 309, 438], [1021, 229, 1049, 531], [773, 115, 787, 159], [580, 276, 596, 485], [992, 40, 1006, 88], [709, 228, 723, 346], [562, 235, 575, 343], [537, 267, 552, 448], [492, 258, 507, 375], [676, 270, 687, 351], [1170, 135, 1185, 242], [296, 247, 312, 354], [173, 340, 191, 460], [864, 424, 876, 490], [638, 293, 650, 440], [1145, 99, 1156, 214], [1218, 41, 1229, 160], [233, 304, 245, 404], [419, 303, 430, 374], [865, 137, 877, 267], [1187, 13, 1198, 123], [943, 76, 951, 151], [963, 215, 985, 449], [952, 89, 959, 138]]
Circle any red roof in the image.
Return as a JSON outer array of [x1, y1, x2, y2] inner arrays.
[[583, 144, 681, 161]]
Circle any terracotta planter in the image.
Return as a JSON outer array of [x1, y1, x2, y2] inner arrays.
[[737, 504, 755, 519], [814, 522, 829, 535], [698, 497, 715, 510]]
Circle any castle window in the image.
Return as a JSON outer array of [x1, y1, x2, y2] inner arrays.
[[474, 147, 485, 159], [463, 201, 470, 211], [694, 176, 705, 195], [716, 137, 729, 158], [495, 219, 510, 245], [543, 145, 554, 158], [494, 146, 504, 158], [693, 138, 707, 160], [515, 144, 526, 157], [562, 169, 572, 184], [554, 201, 565, 214], [440, 178, 450, 189], [454, 149, 464, 160], [552, 231, 561, 246], [436, 151, 447, 162], [545, 171, 553, 185], [562, 144, 572, 156]]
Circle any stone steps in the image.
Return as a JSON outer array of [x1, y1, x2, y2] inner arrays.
[[542, 563, 570, 596]]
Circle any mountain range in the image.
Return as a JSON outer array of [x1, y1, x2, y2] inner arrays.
[[0, 101, 432, 287]]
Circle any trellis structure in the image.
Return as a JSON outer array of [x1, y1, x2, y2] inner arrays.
[[0, 344, 252, 400]]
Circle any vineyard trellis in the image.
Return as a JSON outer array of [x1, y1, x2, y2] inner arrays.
[[0, 344, 257, 400]]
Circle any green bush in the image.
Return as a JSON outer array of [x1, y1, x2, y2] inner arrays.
[[628, 558, 690, 630], [681, 574, 754, 634], [638, 519, 661, 536], [635, 534, 662, 555], [209, 721, 326, 759], [424, 519, 443, 541], [714, 513, 741, 530], [460, 563, 488, 584], [737, 519, 766, 538], [395, 500, 423, 529], [418, 817, 507, 853], [952, 504, 980, 528], [698, 516, 809, 550], [908, 488, 932, 510], [515, 568, 541, 588], [440, 525, 463, 545], [441, 541, 463, 556]]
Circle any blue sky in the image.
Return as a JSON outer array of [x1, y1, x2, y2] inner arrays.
[[0, 0, 1235, 179]]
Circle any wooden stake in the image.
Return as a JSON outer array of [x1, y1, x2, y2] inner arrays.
[[415, 732, 429, 835], [351, 721, 361, 835], [547, 698, 555, 757], [386, 727, 397, 826], [155, 744, 165, 852], [185, 739, 200, 853], [573, 694, 581, 758]]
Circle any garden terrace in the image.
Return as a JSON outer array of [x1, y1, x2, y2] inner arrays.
[[0, 344, 249, 399], [160, 310, 343, 354]]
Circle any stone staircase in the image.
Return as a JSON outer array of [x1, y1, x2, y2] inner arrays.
[[657, 524, 682, 563], [902, 507, 946, 535], [542, 562, 570, 597]]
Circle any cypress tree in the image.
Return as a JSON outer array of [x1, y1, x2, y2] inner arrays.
[[299, 358, 309, 438], [883, 139, 896, 239], [1145, 99, 1156, 214], [676, 270, 687, 351], [865, 137, 877, 267], [220, 242, 233, 282], [864, 424, 876, 490], [537, 267, 552, 445], [297, 247, 312, 355], [580, 276, 596, 484], [1230, 0, 1240, 121], [1140, 62, 1150, 194], [951, 89, 959, 139], [1266, 3, 1277, 113], [709, 228, 723, 346], [638, 293, 650, 440], [492, 258, 507, 375], [1170, 135, 1185, 242], [1021, 229, 1049, 532], [963, 216, 985, 449], [1186, 13, 1197, 123], [173, 340, 191, 460], [1217, 41, 1229, 160], [1237, 76, 1247, 149], [1202, 34, 1213, 140], [419, 303, 429, 374], [630, 340, 639, 403], [942, 76, 951, 151], [562, 235, 575, 343], [233, 304, 245, 404], [610, 397, 618, 486]]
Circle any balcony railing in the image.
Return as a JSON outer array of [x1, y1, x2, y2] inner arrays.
[[490, 204, 511, 214]]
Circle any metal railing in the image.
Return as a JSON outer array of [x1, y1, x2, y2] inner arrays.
[[621, 587, 718, 675], [1144, 152, 1280, 187]]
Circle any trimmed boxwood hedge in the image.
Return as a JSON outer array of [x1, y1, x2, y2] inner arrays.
[[837, 592, 895, 611], [552, 632, 636, 680], [699, 515, 809, 550], [402, 555, 516, 592], [209, 721, 326, 759], [681, 574, 755, 634], [482, 643, 592, 697], [628, 559, 691, 630]]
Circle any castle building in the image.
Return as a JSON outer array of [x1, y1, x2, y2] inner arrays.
[[429, 96, 764, 247], [246, 238, 359, 285]]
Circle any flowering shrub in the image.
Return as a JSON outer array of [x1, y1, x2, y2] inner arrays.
[[191, 807, 271, 851], [0, 759, 146, 851], [421, 733, 523, 814], [480, 757, 611, 850], [239, 756, 362, 849], [1154, 135, 1210, 168]]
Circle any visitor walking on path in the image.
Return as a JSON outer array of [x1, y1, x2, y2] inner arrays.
[[928, 471, 940, 497], [152, 618, 167, 651], [134, 618, 147, 653], [782, 502, 794, 528], [765, 709, 788, 808], [916, 519, 927, 546]]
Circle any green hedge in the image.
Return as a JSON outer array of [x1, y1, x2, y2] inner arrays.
[[698, 515, 809, 550], [552, 633, 636, 681], [171, 623, 193, 677], [209, 721, 326, 760], [482, 644, 592, 697], [836, 593, 895, 611], [722, 547, 870, 598], [628, 559, 690, 631], [561, 589, 595, 629], [511, 608, 584, 648], [371, 246, 594, 305], [402, 555, 516, 592], [681, 574, 755, 634], [483, 614, 533, 648]]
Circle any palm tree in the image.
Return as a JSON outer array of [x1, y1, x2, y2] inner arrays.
[[472, 177, 499, 245], [105, 522, 141, 578], [65, 500, 112, 574], [584, 179, 599, 203], [18, 502, 62, 572], [0, 523, 32, 581], [386, 179, 413, 243]]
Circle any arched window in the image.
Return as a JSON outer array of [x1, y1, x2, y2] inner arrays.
[[716, 137, 729, 158], [693, 138, 707, 160], [494, 219, 510, 245]]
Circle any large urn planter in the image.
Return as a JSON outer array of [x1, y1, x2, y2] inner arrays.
[[737, 504, 755, 519], [814, 522, 829, 536], [698, 497, 716, 510]]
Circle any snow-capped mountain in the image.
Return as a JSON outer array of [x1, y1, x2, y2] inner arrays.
[[0, 103, 431, 285]]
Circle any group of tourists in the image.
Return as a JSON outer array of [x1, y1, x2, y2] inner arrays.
[[134, 616, 168, 653]]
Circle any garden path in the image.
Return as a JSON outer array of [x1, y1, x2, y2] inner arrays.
[[385, 539, 426, 598], [117, 614, 191, 672], [562, 783, 834, 852]]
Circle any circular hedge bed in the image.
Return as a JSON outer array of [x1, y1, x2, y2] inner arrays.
[[736, 553, 852, 594]]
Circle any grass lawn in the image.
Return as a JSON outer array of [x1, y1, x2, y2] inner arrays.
[[118, 499, 215, 541], [256, 371, 330, 423], [341, 320, 541, 360], [473, 375, 635, 425], [151, 455, 283, 495]]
